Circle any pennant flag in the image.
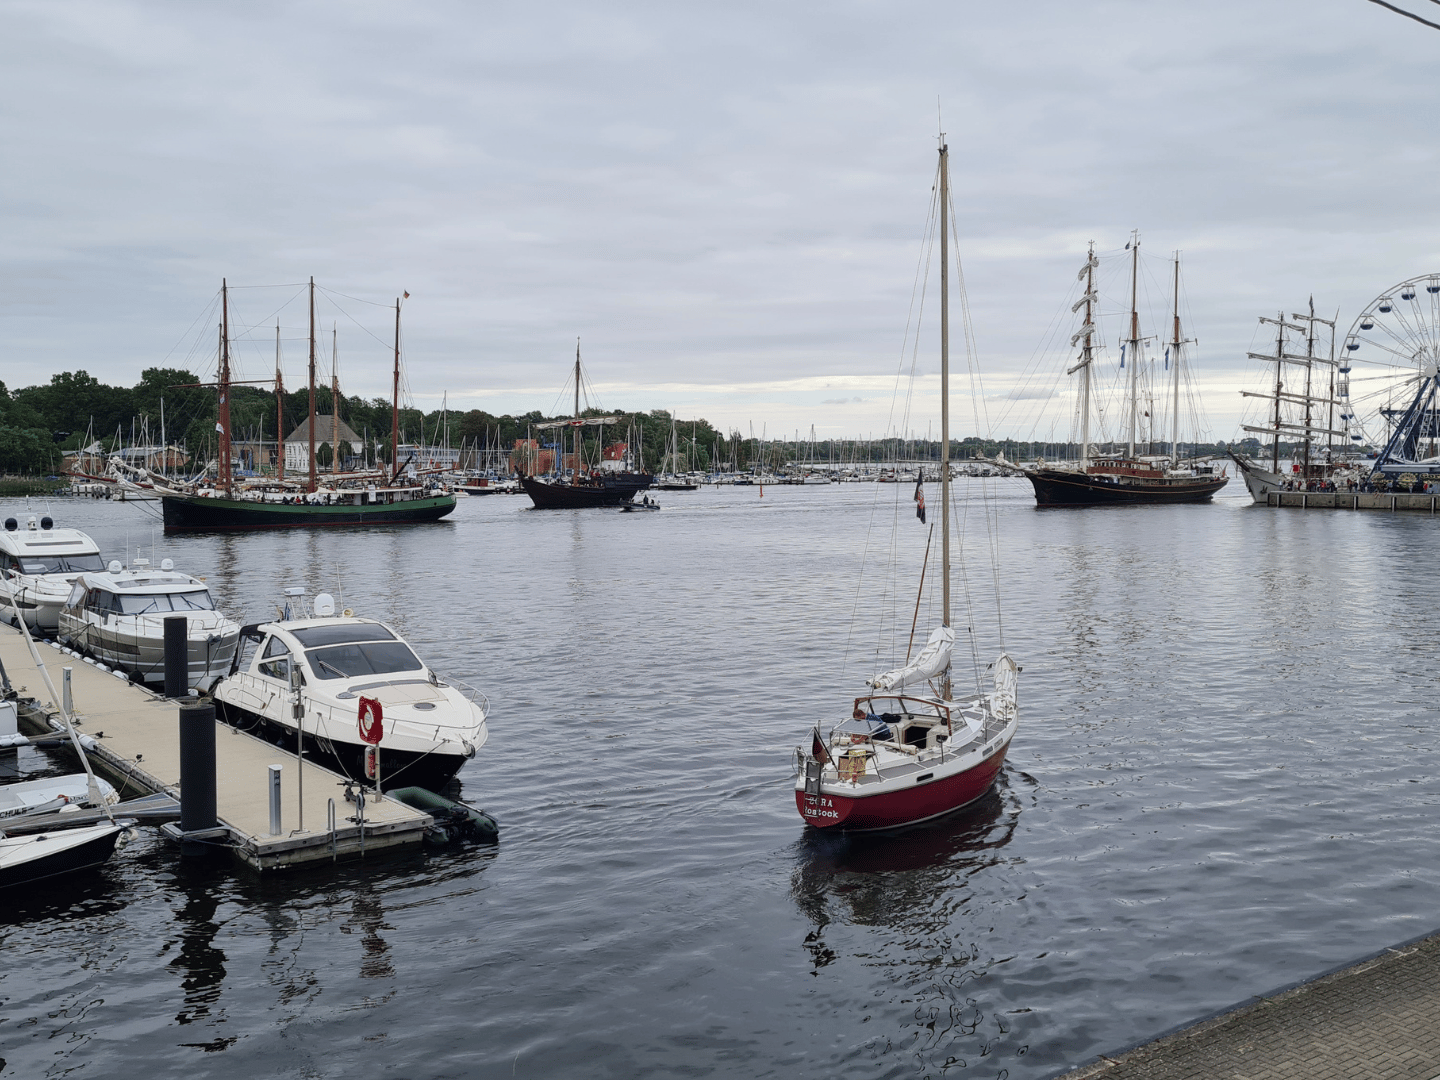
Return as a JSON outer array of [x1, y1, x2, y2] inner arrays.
[[1119, 343, 1126, 369], [215, 422, 225, 433], [402, 291, 410, 299], [914, 470, 926, 523], [811, 727, 830, 765], [1164, 346, 1170, 371]]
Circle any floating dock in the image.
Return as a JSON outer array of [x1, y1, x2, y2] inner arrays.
[[1063, 927, 1440, 1080], [0, 626, 432, 871], [1263, 489, 1440, 512]]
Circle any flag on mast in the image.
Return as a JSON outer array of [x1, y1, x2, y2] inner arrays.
[[914, 470, 926, 523]]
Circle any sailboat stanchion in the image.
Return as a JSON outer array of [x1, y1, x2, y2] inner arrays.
[[178, 702, 217, 857]]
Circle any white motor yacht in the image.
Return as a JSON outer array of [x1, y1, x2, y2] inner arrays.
[[58, 558, 241, 691], [212, 592, 488, 791], [0, 516, 106, 633]]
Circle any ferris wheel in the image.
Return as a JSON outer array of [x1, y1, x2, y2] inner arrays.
[[1338, 273, 1440, 447]]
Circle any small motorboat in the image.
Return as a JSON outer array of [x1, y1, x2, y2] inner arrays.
[[0, 821, 131, 889], [0, 516, 106, 633], [0, 774, 119, 822], [58, 558, 241, 692], [212, 591, 489, 791], [620, 495, 661, 512]]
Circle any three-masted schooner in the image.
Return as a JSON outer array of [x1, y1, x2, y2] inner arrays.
[[1022, 237, 1228, 506], [159, 279, 456, 531]]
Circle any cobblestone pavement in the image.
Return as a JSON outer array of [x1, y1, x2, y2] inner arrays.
[[1063, 930, 1440, 1080]]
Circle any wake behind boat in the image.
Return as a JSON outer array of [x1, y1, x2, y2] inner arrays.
[[795, 138, 1020, 832]]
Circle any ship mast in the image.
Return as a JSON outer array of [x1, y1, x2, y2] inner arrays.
[[307, 277, 317, 493], [1069, 244, 1097, 470], [219, 280, 233, 497], [1169, 253, 1183, 466], [332, 326, 340, 476], [392, 298, 402, 484], [574, 338, 582, 476], [275, 322, 285, 484], [938, 138, 952, 695], [1302, 298, 1316, 477], [1126, 233, 1140, 459]]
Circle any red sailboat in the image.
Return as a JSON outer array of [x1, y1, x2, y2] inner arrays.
[[794, 139, 1020, 832]]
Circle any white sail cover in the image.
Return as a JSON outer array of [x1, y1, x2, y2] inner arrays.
[[868, 626, 953, 691]]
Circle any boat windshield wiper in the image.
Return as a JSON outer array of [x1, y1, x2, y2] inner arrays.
[[316, 658, 351, 679]]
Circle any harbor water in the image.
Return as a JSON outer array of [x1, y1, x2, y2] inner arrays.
[[2, 481, 1438, 1079]]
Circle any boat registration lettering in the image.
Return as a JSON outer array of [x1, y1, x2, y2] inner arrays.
[[803, 796, 840, 820]]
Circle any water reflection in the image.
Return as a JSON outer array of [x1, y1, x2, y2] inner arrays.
[[169, 868, 227, 1025], [791, 779, 1020, 932]]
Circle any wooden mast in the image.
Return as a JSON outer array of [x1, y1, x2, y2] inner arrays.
[[574, 338, 581, 477], [1079, 243, 1095, 469], [392, 297, 402, 484], [331, 325, 340, 476], [1127, 233, 1140, 459], [1271, 313, 1285, 474], [938, 139, 951, 682], [275, 322, 285, 484], [219, 279, 233, 497], [307, 277, 317, 493], [1170, 252, 1182, 466]]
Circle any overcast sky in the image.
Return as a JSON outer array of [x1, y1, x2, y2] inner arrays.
[[2, 0, 1437, 442]]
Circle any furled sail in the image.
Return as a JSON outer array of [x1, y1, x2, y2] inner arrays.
[[1070, 322, 1097, 347], [1071, 291, 1099, 313], [1076, 255, 1099, 281], [868, 625, 953, 691]]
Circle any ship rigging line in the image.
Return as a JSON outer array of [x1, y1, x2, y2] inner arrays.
[[1365, 0, 1440, 31]]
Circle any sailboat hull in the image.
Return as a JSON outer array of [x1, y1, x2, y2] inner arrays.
[[518, 473, 654, 509], [1024, 468, 1227, 506], [160, 493, 456, 531], [796, 743, 1009, 832], [0, 823, 126, 889]]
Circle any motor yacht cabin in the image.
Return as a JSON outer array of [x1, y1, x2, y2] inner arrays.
[[0, 516, 105, 633]]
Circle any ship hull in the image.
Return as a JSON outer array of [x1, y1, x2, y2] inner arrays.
[[1024, 468, 1227, 506], [211, 697, 469, 792], [796, 745, 1009, 832], [160, 493, 456, 531], [518, 473, 654, 509]]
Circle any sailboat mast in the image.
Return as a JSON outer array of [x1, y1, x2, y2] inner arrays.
[[1080, 243, 1094, 470], [307, 277, 317, 493], [1127, 234, 1140, 459], [332, 326, 340, 476], [1170, 253, 1182, 465], [392, 299, 402, 483], [1302, 298, 1316, 477], [275, 323, 285, 484], [219, 279, 233, 497], [938, 141, 951, 638]]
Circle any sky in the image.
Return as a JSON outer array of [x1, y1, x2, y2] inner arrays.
[[2, 0, 1438, 444]]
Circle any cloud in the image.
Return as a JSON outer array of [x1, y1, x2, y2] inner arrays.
[[0, 0, 1434, 441]]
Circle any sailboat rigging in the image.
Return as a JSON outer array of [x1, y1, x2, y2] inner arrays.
[[794, 139, 1020, 832]]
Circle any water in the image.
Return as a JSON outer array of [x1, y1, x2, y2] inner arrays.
[[2, 482, 1438, 1079]]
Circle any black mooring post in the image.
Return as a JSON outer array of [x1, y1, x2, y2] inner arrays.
[[163, 615, 187, 698], [178, 703, 217, 845]]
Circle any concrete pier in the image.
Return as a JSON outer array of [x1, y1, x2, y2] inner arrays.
[[1264, 489, 1440, 512], [0, 625, 432, 871], [1063, 928, 1440, 1080]]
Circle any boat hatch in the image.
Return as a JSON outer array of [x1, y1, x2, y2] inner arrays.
[[290, 624, 396, 647]]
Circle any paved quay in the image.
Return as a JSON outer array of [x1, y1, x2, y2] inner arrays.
[[1064, 929, 1440, 1080]]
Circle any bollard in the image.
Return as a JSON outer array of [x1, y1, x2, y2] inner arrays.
[[178, 703, 217, 857], [163, 615, 188, 698], [268, 764, 282, 836]]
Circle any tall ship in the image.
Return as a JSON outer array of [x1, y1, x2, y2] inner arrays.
[[159, 279, 456, 531], [1229, 275, 1440, 506], [517, 343, 654, 509], [795, 138, 1019, 832], [1022, 238, 1228, 506]]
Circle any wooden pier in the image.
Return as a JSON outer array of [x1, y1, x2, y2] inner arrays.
[[0, 626, 433, 871]]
